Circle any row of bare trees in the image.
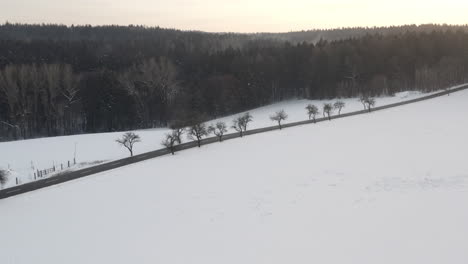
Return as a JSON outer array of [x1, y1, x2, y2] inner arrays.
[[117, 112, 254, 156], [162, 112, 254, 155], [304, 99, 374, 121], [117, 98, 375, 157]]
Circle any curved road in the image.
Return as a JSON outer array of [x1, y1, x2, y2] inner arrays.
[[1, 85, 467, 200]]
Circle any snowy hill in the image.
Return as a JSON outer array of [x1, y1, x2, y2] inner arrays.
[[0, 89, 467, 263], [0, 90, 440, 188]]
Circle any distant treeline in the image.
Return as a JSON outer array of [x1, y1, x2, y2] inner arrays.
[[1, 23, 468, 140]]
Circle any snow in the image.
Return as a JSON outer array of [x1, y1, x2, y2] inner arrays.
[[0, 90, 439, 188], [0, 89, 467, 263]]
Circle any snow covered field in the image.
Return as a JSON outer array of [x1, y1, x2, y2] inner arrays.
[[0, 89, 467, 264], [0, 90, 439, 188]]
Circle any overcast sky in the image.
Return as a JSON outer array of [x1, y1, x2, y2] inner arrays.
[[1, 0, 467, 32]]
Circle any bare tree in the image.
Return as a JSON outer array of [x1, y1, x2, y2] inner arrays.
[[232, 117, 244, 137], [173, 128, 185, 144], [334, 101, 346, 115], [187, 123, 209, 147], [366, 97, 376, 112], [323, 103, 334, 121], [116, 132, 141, 157], [360, 96, 376, 112], [270, 110, 288, 129], [240, 112, 253, 132], [208, 122, 228, 142], [168, 120, 188, 144], [305, 104, 320, 123], [359, 95, 367, 110], [161, 132, 177, 155], [0, 169, 8, 189], [60, 65, 81, 135], [232, 112, 253, 137]]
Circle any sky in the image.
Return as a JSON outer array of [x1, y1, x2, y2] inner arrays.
[[0, 0, 467, 33]]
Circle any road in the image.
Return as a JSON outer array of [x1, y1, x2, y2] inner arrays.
[[1, 85, 467, 200]]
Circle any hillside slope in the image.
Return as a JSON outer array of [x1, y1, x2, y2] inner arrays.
[[0, 90, 467, 263], [0, 90, 433, 188]]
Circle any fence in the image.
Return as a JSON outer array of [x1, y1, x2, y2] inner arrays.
[[33, 159, 77, 180]]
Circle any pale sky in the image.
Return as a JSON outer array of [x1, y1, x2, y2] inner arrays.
[[0, 0, 467, 32]]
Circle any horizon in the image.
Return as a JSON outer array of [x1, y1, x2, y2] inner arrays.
[[1, 0, 467, 33], [1, 21, 467, 35]]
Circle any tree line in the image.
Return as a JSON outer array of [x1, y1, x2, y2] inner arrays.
[[118, 99, 360, 157], [1, 23, 468, 140]]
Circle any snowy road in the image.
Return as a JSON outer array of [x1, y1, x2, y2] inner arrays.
[[1, 84, 467, 199]]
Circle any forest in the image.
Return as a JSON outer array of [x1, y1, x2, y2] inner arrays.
[[1, 23, 468, 140]]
